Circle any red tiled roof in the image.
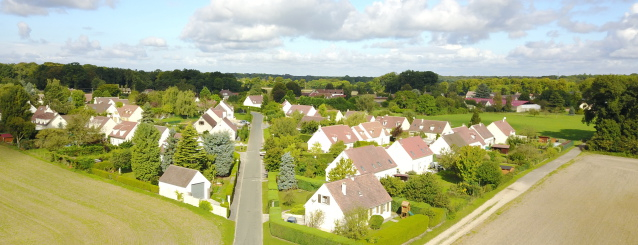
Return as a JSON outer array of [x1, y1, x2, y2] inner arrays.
[[109, 121, 138, 139], [247, 95, 263, 104], [319, 125, 358, 144], [493, 118, 515, 136], [409, 119, 450, 134], [357, 121, 385, 138], [375, 116, 407, 129], [452, 126, 486, 146], [470, 123, 494, 140], [286, 105, 315, 116], [117, 105, 140, 118], [398, 136, 434, 160], [345, 145, 397, 175], [324, 174, 392, 213]]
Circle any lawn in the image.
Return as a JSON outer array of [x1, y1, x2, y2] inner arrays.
[[0, 145, 234, 244], [278, 189, 314, 211], [420, 112, 595, 141]]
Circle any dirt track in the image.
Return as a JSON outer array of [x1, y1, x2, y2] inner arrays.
[[455, 154, 638, 245]]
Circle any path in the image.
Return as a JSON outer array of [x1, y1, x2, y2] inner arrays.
[[424, 146, 582, 245], [232, 112, 264, 245]]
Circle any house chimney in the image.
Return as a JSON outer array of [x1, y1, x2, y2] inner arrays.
[[503, 117, 506, 122], [341, 182, 346, 195]]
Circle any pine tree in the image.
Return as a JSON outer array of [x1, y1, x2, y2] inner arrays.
[[200, 86, 212, 101], [548, 91, 565, 113], [161, 128, 179, 172], [131, 123, 161, 181], [469, 109, 481, 126], [203, 131, 234, 177], [277, 152, 297, 191], [173, 125, 206, 171], [141, 102, 154, 123], [474, 84, 492, 98]]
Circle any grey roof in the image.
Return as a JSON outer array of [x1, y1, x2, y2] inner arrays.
[[159, 165, 198, 188], [442, 133, 468, 148], [470, 123, 494, 140], [324, 174, 392, 213], [409, 119, 450, 134]]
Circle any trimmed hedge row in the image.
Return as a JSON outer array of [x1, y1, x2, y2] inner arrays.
[[295, 175, 325, 191], [268, 190, 280, 207], [391, 197, 446, 228], [368, 214, 429, 244], [269, 210, 356, 245], [227, 153, 241, 203], [92, 169, 159, 193], [57, 145, 105, 156], [268, 172, 278, 190]]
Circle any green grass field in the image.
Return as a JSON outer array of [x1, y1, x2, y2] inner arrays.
[[0, 145, 234, 244], [420, 112, 595, 141]]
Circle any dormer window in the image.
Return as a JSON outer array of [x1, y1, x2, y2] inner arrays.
[[430, 126, 435, 131], [383, 121, 387, 126], [471, 135, 476, 140]]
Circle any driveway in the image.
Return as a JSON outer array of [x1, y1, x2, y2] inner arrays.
[[232, 112, 264, 245], [423, 146, 582, 245]]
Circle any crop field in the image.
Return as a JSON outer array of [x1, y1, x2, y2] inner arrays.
[[0, 146, 234, 244], [455, 154, 638, 245], [422, 112, 595, 141]]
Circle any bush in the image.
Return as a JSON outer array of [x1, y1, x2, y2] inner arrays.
[[93, 160, 114, 171], [270, 218, 356, 245], [57, 145, 105, 156], [199, 200, 213, 212], [296, 175, 325, 191], [289, 204, 305, 215], [91, 169, 159, 193], [75, 157, 94, 171], [421, 208, 446, 227], [268, 190, 280, 207], [369, 215, 384, 230], [268, 172, 279, 190], [367, 214, 429, 244]]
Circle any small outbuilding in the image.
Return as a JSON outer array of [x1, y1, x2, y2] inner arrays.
[[491, 144, 510, 154], [159, 165, 211, 200], [500, 165, 515, 174], [0, 133, 13, 143]]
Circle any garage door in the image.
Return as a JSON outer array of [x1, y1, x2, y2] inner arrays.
[[192, 182, 205, 199]]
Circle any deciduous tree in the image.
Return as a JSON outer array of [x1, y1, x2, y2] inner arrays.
[[327, 158, 356, 181], [403, 173, 449, 208]]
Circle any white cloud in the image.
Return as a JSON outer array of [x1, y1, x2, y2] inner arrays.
[[140, 37, 167, 47], [17, 22, 31, 39], [1, 0, 116, 16], [61, 35, 101, 55]]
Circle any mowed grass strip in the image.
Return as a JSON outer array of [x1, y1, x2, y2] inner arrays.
[[420, 112, 595, 141], [0, 146, 233, 244]]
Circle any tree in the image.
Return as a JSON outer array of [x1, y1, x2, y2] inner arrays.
[[70, 89, 86, 108], [300, 120, 320, 134], [390, 126, 403, 140], [286, 81, 302, 96], [264, 146, 283, 171], [306, 210, 326, 229], [327, 158, 357, 181], [200, 86, 212, 100], [380, 176, 405, 197], [403, 173, 449, 208], [493, 92, 503, 111], [333, 207, 369, 240], [161, 128, 179, 172], [65, 112, 103, 146], [141, 102, 154, 123], [474, 84, 491, 98], [44, 79, 73, 114], [455, 146, 486, 184], [203, 131, 234, 177], [548, 91, 565, 113], [270, 117, 299, 137], [356, 94, 376, 113], [130, 123, 162, 181], [344, 112, 368, 126], [174, 90, 197, 117], [328, 140, 347, 158], [415, 94, 438, 115], [35, 128, 69, 150], [173, 125, 207, 171], [112, 148, 132, 172], [272, 82, 287, 103], [477, 161, 502, 186], [469, 109, 481, 125], [277, 152, 297, 190], [6, 117, 35, 149], [504, 95, 513, 112]]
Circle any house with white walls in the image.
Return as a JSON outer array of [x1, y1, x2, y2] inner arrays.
[[452, 125, 487, 149], [307, 124, 361, 153], [351, 121, 390, 146], [325, 145, 398, 181], [193, 106, 237, 140], [109, 121, 138, 146], [470, 123, 495, 146], [375, 115, 410, 131], [243, 95, 263, 108], [154, 125, 170, 147], [408, 119, 453, 142], [88, 116, 116, 137], [215, 100, 234, 120], [487, 118, 516, 144], [304, 174, 392, 232], [159, 165, 211, 201], [31, 105, 67, 130], [386, 136, 434, 174], [117, 105, 143, 122], [209, 118, 237, 140]]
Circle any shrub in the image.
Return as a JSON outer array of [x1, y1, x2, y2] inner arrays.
[[289, 204, 305, 215], [369, 215, 384, 230], [367, 214, 429, 244], [199, 200, 213, 212], [270, 218, 356, 245], [93, 160, 114, 171], [282, 192, 295, 206], [91, 169, 159, 193], [421, 208, 446, 227], [268, 172, 279, 190], [296, 175, 325, 191], [75, 157, 94, 171]]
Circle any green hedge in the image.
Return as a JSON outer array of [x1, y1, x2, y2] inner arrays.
[[92, 169, 159, 193], [299, 134, 312, 142], [368, 214, 429, 244], [270, 218, 356, 245], [227, 154, 241, 203], [316, 154, 335, 164], [426, 207, 446, 228], [296, 175, 325, 191], [268, 190, 280, 207], [268, 172, 279, 190], [57, 145, 105, 156]]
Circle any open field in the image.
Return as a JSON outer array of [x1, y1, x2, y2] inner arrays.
[[455, 154, 638, 245], [422, 113, 595, 141], [0, 145, 234, 244]]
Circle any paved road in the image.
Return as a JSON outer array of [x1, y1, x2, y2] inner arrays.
[[423, 146, 582, 245], [232, 112, 264, 245]]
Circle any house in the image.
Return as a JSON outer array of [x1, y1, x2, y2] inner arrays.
[[159, 165, 211, 200], [1, 133, 13, 143], [326, 145, 398, 181], [307, 89, 346, 99], [408, 119, 453, 142], [429, 133, 467, 155], [215, 100, 235, 119], [465, 91, 476, 98], [117, 105, 143, 122], [491, 144, 510, 154], [194, 113, 218, 134], [304, 174, 392, 232], [31, 106, 67, 130], [209, 118, 237, 140], [375, 116, 410, 131], [84, 93, 93, 103], [94, 97, 130, 106], [307, 125, 360, 153], [386, 136, 434, 174], [351, 121, 390, 146], [109, 121, 138, 146], [299, 115, 326, 126], [516, 103, 541, 112], [219, 89, 238, 100], [193, 110, 237, 140], [88, 116, 116, 136], [285, 104, 318, 117], [87, 103, 119, 120], [487, 118, 516, 144], [465, 98, 539, 112], [154, 125, 170, 147], [243, 95, 263, 108], [470, 123, 495, 146], [452, 126, 487, 148]]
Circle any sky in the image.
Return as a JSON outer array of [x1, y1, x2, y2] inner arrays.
[[1, 0, 637, 77]]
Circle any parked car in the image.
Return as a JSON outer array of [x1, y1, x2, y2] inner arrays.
[[286, 216, 297, 224]]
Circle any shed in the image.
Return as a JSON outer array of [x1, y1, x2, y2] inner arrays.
[[393, 174, 410, 182], [491, 144, 510, 154], [500, 165, 515, 174], [159, 165, 211, 200], [0, 133, 13, 143], [538, 136, 556, 144]]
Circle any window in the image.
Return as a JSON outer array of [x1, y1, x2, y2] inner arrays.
[[199, 121, 204, 125], [361, 166, 366, 172]]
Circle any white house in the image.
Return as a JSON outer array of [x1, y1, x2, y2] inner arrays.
[[429, 133, 467, 155], [304, 174, 392, 232], [516, 103, 541, 112], [117, 105, 143, 122], [215, 100, 234, 120], [94, 97, 130, 106], [351, 121, 390, 146], [154, 125, 170, 147], [243, 95, 263, 108], [386, 136, 434, 174], [88, 116, 117, 137], [307, 125, 361, 153], [470, 123, 495, 146], [209, 118, 237, 140], [487, 118, 516, 144], [375, 116, 410, 131], [452, 126, 487, 149], [325, 145, 398, 181], [193, 111, 237, 140], [408, 119, 453, 142], [159, 165, 211, 200], [31, 105, 67, 130], [109, 121, 138, 146], [285, 104, 318, 117]]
